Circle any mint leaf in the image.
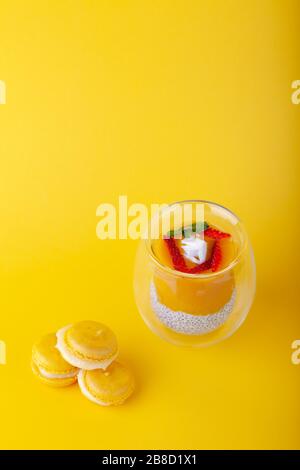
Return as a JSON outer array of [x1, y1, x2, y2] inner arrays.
[[166, 221, 209, 238]]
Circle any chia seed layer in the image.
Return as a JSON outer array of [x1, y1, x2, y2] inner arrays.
[[150, 282, 236, 335]]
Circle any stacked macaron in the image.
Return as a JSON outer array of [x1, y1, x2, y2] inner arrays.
[[32, 321, 134, 406], [32, 333, 79, 388]]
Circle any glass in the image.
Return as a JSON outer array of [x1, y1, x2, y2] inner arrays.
[[134, 200, 256, 347]]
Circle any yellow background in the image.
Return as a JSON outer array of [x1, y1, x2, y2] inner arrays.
[[0, 0, 299, 450]]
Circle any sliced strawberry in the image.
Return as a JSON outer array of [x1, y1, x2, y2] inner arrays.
[[164, 237, 212, 274], [187, 259, 212, 274], [164, 232, 225, 274], [204, 227, 230, 239], [211, 240, 222, 272], [163, 237, 187, 271]]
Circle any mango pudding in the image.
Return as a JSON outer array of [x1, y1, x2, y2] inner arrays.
[[151, 222, 238, 335]]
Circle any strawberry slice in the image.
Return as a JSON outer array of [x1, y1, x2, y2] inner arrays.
[[211, 240, 222, 272], [164, 237, 213, 274], [164, 233, 225, 274], [164, 237, 187, 271], [204, 227, 230, 239], [187, 259, 212, 274]]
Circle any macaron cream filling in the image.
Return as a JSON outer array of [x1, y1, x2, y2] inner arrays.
[[37, 365, 79, 380]]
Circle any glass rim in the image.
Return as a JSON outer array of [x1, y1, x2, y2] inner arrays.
[[146, 199, 249, 279]]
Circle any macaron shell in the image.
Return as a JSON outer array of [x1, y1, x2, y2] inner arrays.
[[78, 362, 134, 406], [56, 325, 118, 370], [65, 321, 118, 361], [77, 371, 110, 406], [32, 332, 78, 375], [31, 361, 77, 388]]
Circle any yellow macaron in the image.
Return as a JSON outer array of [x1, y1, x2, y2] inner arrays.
[[78, 361, 134, 406], [56, 321, 118, 370], [32, 333, 79, 387]]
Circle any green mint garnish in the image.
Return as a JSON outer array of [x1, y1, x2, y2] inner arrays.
[[166, 221, 208, 238]]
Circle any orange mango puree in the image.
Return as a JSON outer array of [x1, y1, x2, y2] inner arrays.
[[152, 233, 236, 315]]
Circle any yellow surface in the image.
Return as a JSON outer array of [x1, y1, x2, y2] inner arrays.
[[0, 0, 299, 450]]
